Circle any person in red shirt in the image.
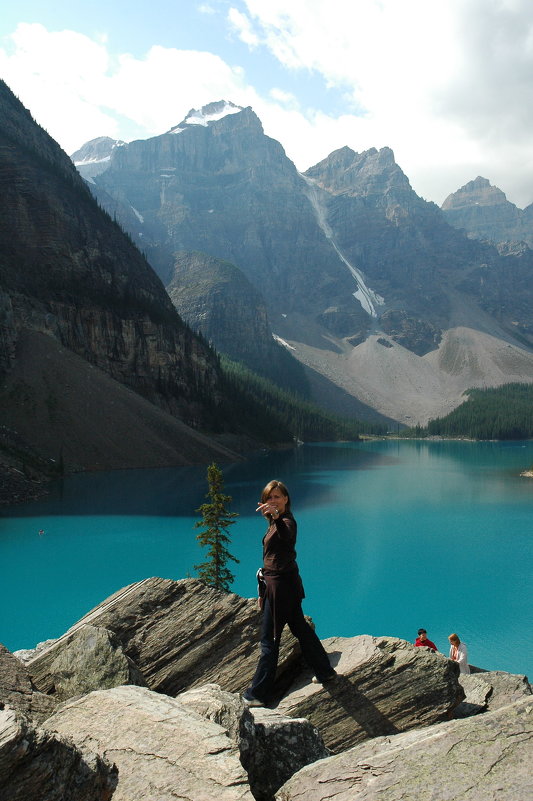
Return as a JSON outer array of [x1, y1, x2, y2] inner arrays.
[[414, 628, 438, 651]]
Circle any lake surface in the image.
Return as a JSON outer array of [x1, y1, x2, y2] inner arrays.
[[1, 439, 532, 678]]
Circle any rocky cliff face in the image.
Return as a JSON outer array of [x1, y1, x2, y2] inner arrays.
[[166, 250, 310, 394], [442, 176, 533, 247]]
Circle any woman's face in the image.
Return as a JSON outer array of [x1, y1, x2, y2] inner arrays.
[[267, 487, 288, 514]]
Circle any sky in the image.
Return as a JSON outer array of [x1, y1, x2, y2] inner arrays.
[[1, 0, 533, 207]]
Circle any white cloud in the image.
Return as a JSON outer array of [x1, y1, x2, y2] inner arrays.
[[228, 7, 260, 47], [231, 0, 533, 206], [2, 5, 533, 208], [0, 23, 251, 152]]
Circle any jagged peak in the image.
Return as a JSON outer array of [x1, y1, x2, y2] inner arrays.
[[442, 176, 511, 210]]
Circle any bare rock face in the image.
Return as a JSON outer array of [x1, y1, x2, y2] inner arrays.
[[27, 578, 303, 699], [241, 707, 329, 801], [178, 682, 251, 743], [0, 705, 117, 801], [442, 176, 530, 246], [276, 697, 533, 801], [455, 669, 532, 717], [276, 635, 463, 752], [177, 683, 330, 801], [0, 643, 57, 724], [42, 685, 255, 801], [46, 624, 147, 701]]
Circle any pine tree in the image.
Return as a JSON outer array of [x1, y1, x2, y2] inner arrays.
[[194, 463, 239, 592]]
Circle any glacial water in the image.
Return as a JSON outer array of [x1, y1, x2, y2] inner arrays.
[[1, 439, 532, 678]]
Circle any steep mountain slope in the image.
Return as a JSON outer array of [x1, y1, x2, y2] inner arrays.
[[442, 176, 533, 248], [166, 250, 310, 395], [0, 81, 247, 471], [74, 101, 533, 424]]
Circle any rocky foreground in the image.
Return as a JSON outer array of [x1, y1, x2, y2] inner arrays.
[[1, 578, 531, 801]]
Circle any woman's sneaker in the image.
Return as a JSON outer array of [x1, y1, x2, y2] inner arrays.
[[243, 694, 264, 707], [312, 671, 339, 685]]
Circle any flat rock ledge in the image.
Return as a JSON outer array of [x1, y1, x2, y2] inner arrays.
[[276, 697, 533, 801], [276, 635, 463, 752], [26, 578, 303, 698]]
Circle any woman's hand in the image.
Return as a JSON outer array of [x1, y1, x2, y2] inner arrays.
[[256, 501, 280, 519]]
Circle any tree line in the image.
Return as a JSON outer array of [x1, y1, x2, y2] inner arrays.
[[219, 355, 387, 443], [399, 383, 533, 440]]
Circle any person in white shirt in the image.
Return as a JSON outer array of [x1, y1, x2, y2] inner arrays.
[[448, 632, 470, 674]]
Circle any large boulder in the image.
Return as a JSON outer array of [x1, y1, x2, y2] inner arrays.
[[241, 707, 329, 801], [177, 683, 329, 801], [0, 704, 117, 801], [276, 635, 463, 752], [27, 578, 302, 698], [276, 697, 533, 801], [42, 684, 255, 801], [46, 624, 146, 701], [178, 682, 251, 743], [0, 643, 57, 723]]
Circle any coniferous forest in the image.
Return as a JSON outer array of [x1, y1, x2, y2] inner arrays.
[[402, 383, 533, 440], [219, 356, 387, 443]]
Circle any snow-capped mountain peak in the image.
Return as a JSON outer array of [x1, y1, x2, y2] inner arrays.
[[167, 100, 243, 135]]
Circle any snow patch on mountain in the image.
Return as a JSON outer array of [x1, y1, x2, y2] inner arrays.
[[273, 333, 296, 350], [301, 174, 385, 317], [168, 101, 243, 134], [74, 154, 111, 167]]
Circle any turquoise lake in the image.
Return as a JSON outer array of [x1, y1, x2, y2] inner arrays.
[[1, 439, 532, 678]]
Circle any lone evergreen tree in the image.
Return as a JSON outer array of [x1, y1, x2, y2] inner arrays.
[[194, 463, 239, 592]]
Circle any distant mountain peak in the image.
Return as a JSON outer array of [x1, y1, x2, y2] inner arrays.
[[442, 176, 512, 211], [167, 100, 244, 135], [71, 136, 125, 166]]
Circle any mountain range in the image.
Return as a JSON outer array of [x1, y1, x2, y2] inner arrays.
[[72, 100, 533, 425]]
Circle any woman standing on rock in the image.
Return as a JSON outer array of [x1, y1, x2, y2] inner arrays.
[[243, 479, 337, 707], [448, 633, 470, 674]]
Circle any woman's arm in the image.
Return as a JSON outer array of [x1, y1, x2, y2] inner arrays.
[[273, 513, 296, 543]]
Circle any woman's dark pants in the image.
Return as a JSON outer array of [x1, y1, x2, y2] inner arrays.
[[246, 598, 334, 702]]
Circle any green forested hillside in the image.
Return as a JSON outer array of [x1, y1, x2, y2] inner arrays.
[[219, 356, 387, 443], [407, 383, 533, 440]]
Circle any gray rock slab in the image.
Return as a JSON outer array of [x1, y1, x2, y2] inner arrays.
[[178, 682, 250, 743], [477, 670, 531, 711], [177, 683, 329, 800], [276, 635, 463, 752], [276, 697, 533, 801], [47, 623, 146, 700], [0, 642, 57, 723], [27, 578, 302, 698], [43, 684, 255, 801], [0, 704, 117, 801], [455, 670, 532, 718]]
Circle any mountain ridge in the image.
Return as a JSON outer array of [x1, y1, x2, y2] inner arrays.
[[72, 100, 533, 424]]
